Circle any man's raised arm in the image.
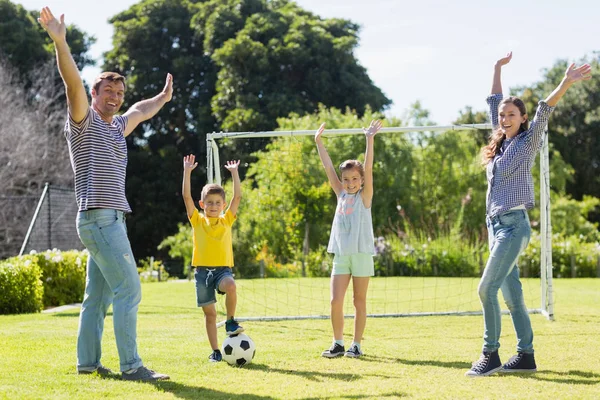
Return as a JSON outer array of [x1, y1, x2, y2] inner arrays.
[[38, 7, 88, 123]]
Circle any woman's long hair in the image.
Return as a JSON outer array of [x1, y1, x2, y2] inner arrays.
[[481, 96, 529, 165]]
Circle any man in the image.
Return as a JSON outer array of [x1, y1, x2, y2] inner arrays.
[[38, 7, 170, 381]]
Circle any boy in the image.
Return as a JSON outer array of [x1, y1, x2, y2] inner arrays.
[[182, 154, 244, 362]]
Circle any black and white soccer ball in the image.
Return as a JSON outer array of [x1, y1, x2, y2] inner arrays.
[[222, 333, 256, 367]]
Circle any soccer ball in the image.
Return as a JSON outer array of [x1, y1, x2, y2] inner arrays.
[[222, 333, 256, 367]]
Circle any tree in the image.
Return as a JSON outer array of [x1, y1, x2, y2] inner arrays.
[[517, 55, 600, 202], [102, 0, 391, 258], [0, 0, 95, 81], [0, 60, 73, 258]]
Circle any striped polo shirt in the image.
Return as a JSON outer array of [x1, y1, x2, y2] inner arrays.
[[64, 107, 131, 212], [485, 94, 555, 218]]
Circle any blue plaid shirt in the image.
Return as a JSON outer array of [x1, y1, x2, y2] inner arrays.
[[485, 94, 555, 218]]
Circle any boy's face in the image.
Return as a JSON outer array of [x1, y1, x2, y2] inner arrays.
[[199, 194, 226, 217], [341, 168, 363, 194]]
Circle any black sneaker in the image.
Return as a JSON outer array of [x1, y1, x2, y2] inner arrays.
[[344, 344, 363, 358], [78, 365, 115, 376], [500, 352, 537, 373], [465, 351, 502, 377], [122, 366, 170, 381], [321, 343, 345, 358], [225, 319, 244, 336], [209, 349, 222, 363]]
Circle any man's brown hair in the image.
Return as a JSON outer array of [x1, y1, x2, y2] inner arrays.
[[93, 72, 126, 93]]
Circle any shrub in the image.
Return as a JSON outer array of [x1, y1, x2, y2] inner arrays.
[[138, 257, 170, 282], [25, 249, 87, 307], [0, 257, 44, 314]]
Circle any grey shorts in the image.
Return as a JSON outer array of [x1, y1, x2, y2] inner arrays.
[[193, 267, 233, 307]]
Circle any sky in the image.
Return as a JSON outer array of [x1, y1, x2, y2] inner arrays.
[[17, 0, 600, 125]]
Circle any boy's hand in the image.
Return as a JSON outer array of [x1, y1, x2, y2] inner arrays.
[[183, 155, 198, 171], [363, 120, 383, 138], [314, 122, 326, 142], [224, 160, 240, 173]]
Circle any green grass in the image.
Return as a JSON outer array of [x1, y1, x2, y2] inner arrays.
[[1, 278, 599, 399]]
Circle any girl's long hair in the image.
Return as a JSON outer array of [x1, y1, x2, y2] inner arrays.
[[481, 96, 529, 165]]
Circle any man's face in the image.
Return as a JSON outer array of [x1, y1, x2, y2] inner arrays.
[[92, 79, 125, 116]]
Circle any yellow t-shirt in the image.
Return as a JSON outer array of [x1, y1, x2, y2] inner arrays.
[[189, 208, 236, 267]]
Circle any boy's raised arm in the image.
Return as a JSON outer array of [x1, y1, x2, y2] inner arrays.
[[225, 160, 242, 217], [182, 155, 198, 219]]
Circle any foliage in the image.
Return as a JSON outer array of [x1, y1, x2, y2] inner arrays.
[[374, 233, 485, 277], [138, 257, 170, 282], [103, 0, 390, 259], [22, 249, 87, 307], [521, 232, 600, 278], [158, 223, 193, 277], [517, 55, 600, 205], [0, 255, 43, 314], [0, 0, 95, 82]]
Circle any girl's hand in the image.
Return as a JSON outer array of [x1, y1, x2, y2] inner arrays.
[[183, 155, 198, 171], [564, 63, 592, 84], [495, 51, 512, 68], [224, 160, 241, 172], [314, 122, 326, 142], [363, 120, 383, 138]]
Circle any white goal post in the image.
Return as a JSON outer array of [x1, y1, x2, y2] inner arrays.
[[206, 124, 554, 322]]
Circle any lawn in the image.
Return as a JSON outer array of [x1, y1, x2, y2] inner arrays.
[[1, 278, 599, 399]]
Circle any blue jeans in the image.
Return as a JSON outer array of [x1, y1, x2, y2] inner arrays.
[[76, 209, 143, 372], [479, 209, 534, 354]]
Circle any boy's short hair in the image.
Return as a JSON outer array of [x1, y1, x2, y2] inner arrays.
[[201, 183, 226, 201], [93, 72, 126, 93], [339, 159, 364, 177]]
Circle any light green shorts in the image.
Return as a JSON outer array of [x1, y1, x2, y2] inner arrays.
[[332, 253, 374, 277]]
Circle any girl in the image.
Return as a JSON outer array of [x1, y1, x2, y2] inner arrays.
[[315, 120, 383, 358], [466, 52, 591, 377]]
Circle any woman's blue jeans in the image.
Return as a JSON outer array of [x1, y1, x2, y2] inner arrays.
[[479, 209, 534, 354], [76, 209, 143, 372]]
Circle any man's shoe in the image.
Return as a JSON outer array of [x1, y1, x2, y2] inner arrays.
[[122, 366, 170, 381], [500, 352, 537, 373], [78, 365, 115, 376], [209, 349, 223, 362], [225, 319, 244, 336], [321, 343, 345, 358], [465, 351, 502, 377], [344, 344, 363, 358]]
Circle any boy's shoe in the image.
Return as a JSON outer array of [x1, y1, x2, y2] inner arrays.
[[209, 350, 223, 362], [500, 352, 537, 373], [344, 344, 363, 358], [225, 319, 244, 336], [122, 366, 170, 382], [321, 343, 345, 358], [78, 365, 115, 376], [465, 351, 502, 377]]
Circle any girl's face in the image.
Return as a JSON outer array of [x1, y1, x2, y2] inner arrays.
[[341, 168, 363, 194], [498, 102, 527, 138]]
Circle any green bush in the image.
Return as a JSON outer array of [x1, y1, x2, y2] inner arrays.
[[375, 234, 485, 277], [0, 257, 44, 314], [138, 257, 170, 282], [25, 250, 87, 307], [521, 233, 600, 278]]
